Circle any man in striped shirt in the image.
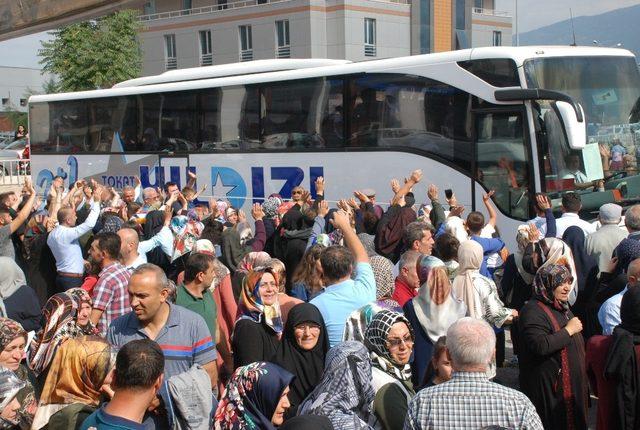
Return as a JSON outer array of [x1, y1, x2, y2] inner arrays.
[[107, 263, 217, 387], [404, 318, 542, 430]]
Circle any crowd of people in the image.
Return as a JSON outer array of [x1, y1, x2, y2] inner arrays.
[[0, 167, 638, 429]]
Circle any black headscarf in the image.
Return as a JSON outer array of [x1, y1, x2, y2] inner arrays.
[[271, 303, 329, 417], [143, 210, 170, 269], [604, 286, 640, 430]]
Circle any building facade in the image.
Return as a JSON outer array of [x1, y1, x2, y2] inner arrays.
[[0, 67, 50, 113], [136, 0, 511, 76], [471, 0, 512, 48]]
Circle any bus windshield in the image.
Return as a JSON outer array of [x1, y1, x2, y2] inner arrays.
[[525, 56, 640, 206]]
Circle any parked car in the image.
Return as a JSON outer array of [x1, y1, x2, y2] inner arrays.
[[0, 139, 29, 176]]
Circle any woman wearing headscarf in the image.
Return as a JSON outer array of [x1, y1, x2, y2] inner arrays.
[[232, 251, 271, 300], [262, 195, 283, 256], [404, 255, 466, 388], [517, 264, 588, 430], [586, 287, 640, 430], [562, 226, 600, 339], [0, 318, 36, 430], [0, 257, 41, 332], [267, 258, 302, 325], [232, 268, 283, 368], [221, 206, 267, 272], [0, 367, 27, 429], [31, 336, 115, 429], [271, 303, 329, 418], [370, 256, 400, 309], [364, 310, 415, 430], [298, 341, 375, 430], [27, 289, 97, 385], [214, 361, 294, 430], [523, 237, 579, 305]]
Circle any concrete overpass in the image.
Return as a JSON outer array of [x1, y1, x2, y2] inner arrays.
[[0, 0, 145, 41]]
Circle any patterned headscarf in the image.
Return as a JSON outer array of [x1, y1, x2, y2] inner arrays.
[[28, 289, 97, 376], [99, 215, 123, 234], [237, 268, 283, 335], [370, 256, 397, 307], [32, 336, 115, 429], [216, 201, 229, 222], [298, 341, 375, 430], [262, 196, 283, 220], [236, 252, 271, 275], [171, 215, 204, 262], [0, 367, 25, 416], [358, 233, 377, 258], [214, 362, 294, 430], [364, 310, 413, 381], [533, 264, 573, 312], [0, 317, 26, 352]]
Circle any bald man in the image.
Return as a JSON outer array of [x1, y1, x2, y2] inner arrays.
[[118, 227, 146, 271], [599, 257, 640, 335]]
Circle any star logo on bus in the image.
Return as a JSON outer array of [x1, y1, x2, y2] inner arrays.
[[210, 167, 247, 208]]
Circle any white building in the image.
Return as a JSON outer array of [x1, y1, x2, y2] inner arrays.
[[136, 0, 511, 76], [471, 0, 512, 48], [0, 67, 51, 113]]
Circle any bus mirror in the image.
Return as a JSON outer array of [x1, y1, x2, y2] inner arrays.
[[556, 101, 586, 150]]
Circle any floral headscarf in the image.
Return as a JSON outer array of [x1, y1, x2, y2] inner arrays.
[[236, 252, 271, 275], [171, 215, 204, 262], [237, 268, 283, 335], [364, 310, 413, 381], [0, 317, 26, 352], [262, 196, 282, 220], [28, 288, 97, 376], [214, 361, 294, 430], [533, 264, 573, 312], [298, 341, 375, 430]]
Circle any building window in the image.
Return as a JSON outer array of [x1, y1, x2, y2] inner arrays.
[[143, 0, 156, 15], [493, 30, 502, 46], [456, 0, 465, 29], [275, 20, 290, 58], [217, 0, 228, 9], [239, 25, 253, 61], [1, 98, 8, 106], [364, 18, 376, 57], [182, 0, 192, 9], [199, 30, 213, 66], [20, 99, 27, 107], [164, 34, 177, 70]]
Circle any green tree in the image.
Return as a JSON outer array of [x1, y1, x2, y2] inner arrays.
[[39, 10, 142, 92]]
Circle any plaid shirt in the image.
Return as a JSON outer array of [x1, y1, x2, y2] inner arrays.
[[92, 262, 131, 336], [404, 372, 543, 430]]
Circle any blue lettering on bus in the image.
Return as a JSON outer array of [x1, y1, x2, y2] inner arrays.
[[211, 167, 247, 209]]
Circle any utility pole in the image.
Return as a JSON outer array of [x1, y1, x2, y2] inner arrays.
[[569, 8, 577, 46], [515, 0, 519, 46]]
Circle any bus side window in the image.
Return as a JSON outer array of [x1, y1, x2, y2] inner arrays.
[[475, 112, 530, 220]]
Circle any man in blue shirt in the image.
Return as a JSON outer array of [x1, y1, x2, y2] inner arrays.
[[599, 258, 640, 334], [81, 339, 165, 430], [311, 210, 376, 347]]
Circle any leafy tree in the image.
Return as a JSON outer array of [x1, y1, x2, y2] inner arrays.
[[39, 10, 142, 92]]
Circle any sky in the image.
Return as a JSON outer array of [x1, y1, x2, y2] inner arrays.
[[0, 1, 639, 69]]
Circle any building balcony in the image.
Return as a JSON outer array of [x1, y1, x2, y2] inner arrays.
[[472, 7, 510, 17], [139, 0, 409, 22]]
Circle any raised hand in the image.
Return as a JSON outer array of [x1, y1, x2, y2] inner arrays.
[[315, 176, 325, 195], [353, 190, 370, 204], [410, 169, 423, 183], [427, 184, 439, 201], [536, 194, 551, 210], [251, 203, 264, 220], [318, 199, 330, 217], [483, 190, 495, 202], [330, 210, 351, 231], [390, 179, 400, 194]]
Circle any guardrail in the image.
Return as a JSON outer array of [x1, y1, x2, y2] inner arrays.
[[0, 159, 30, 186], [139, 0, 410, 22], [472, 7, 511, 17]]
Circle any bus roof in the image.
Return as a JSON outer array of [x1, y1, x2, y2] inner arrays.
[[30, 46, 635, 104], [112, 58, 352, 88]]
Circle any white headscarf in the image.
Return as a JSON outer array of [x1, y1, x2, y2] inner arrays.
[[452, 240, 484, 319]]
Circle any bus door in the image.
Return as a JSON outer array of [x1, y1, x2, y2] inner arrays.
[[158, 154, 190, 189], [472, 108, 532, 236]]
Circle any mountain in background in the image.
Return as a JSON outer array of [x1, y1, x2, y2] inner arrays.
[[517, 4, 640, 59]]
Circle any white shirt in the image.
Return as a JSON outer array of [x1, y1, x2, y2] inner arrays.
[[125, 252, 147, 271], [138, 225, 174, 257], [47, 201, 100, 274], [598, 287, 627, 335], [555, 213, 597, 238]]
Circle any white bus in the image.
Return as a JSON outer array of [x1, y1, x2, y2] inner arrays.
[[28, 47, 640, 249]]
